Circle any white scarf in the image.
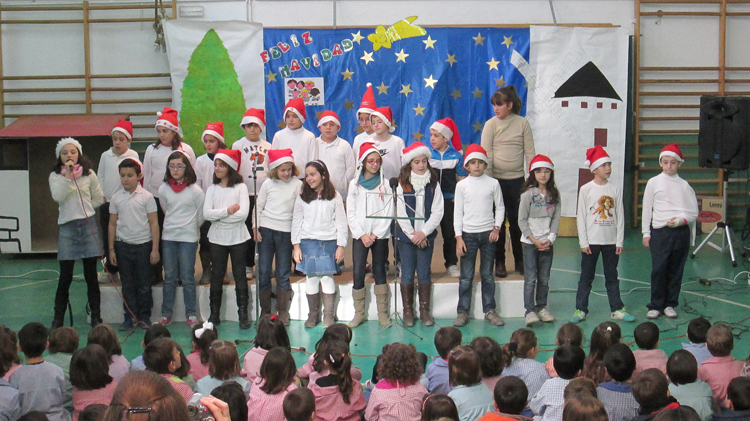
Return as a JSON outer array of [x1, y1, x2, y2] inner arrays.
[[410, 170, 431, 192]]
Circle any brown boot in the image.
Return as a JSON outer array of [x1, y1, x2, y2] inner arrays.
[[258, 288, 273, 321], [275, 288, 291, 326], [199, 251, 211, 285], [322, 293, 337, 328], [400, 284, 415, 327], [418, 283, 434, 326], [374, 284, 392, 328], [347, 288, 367, 328], [304, 293, 321, 328]]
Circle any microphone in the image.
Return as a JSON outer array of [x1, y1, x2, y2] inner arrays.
[[389, 177, 399, 189], [66, 160, 75, 169]]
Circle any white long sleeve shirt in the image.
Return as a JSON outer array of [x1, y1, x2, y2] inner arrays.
[[157, 183, 205, 243], [142, 142, 196, 197], [203, 183, 250, 246], [346, 175, 393, 240], [98, 148, 139, 201], [351, 132, 375, 160], [254, 177, 303, 233], [233, 137, 272, 196], [396, 183, 444, 239], [642, 172, 699, 238], [49, 171, 104, 225], [371, 135, 405, 180], [454, 174, 505, 234], [291, 193, 348, 247], [316, 136, 356, 199], [577, 180, 624, 248], [194, 154, 215, 192], [271, 126, 318, 173]]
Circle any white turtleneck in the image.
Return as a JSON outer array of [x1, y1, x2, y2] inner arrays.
[[271, 125, 318, 173], [642, 171, 698, 238]]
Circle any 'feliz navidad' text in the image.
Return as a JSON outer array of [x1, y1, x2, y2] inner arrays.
[[260, 31, 354, 78]]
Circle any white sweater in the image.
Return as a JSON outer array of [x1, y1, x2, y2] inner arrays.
[[254, 177, 303, 233], [233, 137, 272, 195], [577, 180, 624, 248], [203, 183, 250, 246], [271, 126, 318, 173], [642, 172, 699, 237], [346, 175, 393, 240], [157, 183, 205, 243], [291, 192, 348, 247], [142, 142, 196, 197], [98, 148, 139, 201], [370, 135, 405, 180], [194, 154, 215, 192], [49, 171, 104, 225], [454, 174, 505, 234], [316, 136, 356, 199], [396, 183, 444, 239]]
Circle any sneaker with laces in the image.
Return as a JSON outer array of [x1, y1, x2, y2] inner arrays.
[[569, 310, 586, 323], [664, 307, 677, 319], [157, 316, 172, 325], [646, 309, 661, 319], [538, 308, 555, 322], [186, 316, 200, 328], [525, 312, 540, 326], [453, 312, 469, 327], [485, 310, 504, 326], [447, 265, 460, 278], [611, 308, 635, 322]]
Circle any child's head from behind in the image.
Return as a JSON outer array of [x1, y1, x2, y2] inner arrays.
[[604, 343, 636, 382], [554, 345, 586, 380], [143, 337, 181, 375], [667, 349, 698, 386], [421, 394, 459, 421], [322, 340, 354, 403], [728, 377, 750, 411], [562, 394, 608, 421], [556, 322, 584, 347], [378, 342, 422, 385], [434, 326, 462, 359], [16, 412, 49, 421], [470, 336, 505, 378], [191, 323, 216, 365], [493, 376, 528, 415], [635, 322, 660, 350], [49, 327, 79, 354], [209, 381, 248, 421], [590, 321, 621, 359], [0, 329, 17, 377], [505, 328, 538, 360], [18, 322, 48, 358], [564, 378, 598, 400], [283, 387, 316, 421], [87, 324, 122, 361], [448, 345, 481, 387], [103, 370, 190, 421], [259, 347, 296, 395], [687, 316, 711, 344], [632, 368, 669, 408], [79, 404, 107, 421], [207, 340, 240, 381], [652, 406, 701, 421], [255, 315, 290, 351], [707, 322, 734, 357], [313, 323, 353, 372], [70, 344, 114, 391], [145, 324, 172, 347]]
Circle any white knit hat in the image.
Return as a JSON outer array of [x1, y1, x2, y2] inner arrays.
[[55, 137, 82, 158]]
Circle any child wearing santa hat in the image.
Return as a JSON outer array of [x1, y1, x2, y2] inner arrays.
[[316, 110, 356, 199], [369, 106, 406, 180], [351, 83, 377, 154], [203, 149, 252, 329], [518, 155, 561, 326], [271, 98, 318, 176], [429, 118, 467, 279], [641, 144, 698, 320], [571, 145, 634, 324], [253, 149, 303, 324], [396, 142, 444, 327]]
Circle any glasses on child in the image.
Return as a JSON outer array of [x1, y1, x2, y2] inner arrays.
[[365, 159, 381, 164], [168, 164, 186, 170]]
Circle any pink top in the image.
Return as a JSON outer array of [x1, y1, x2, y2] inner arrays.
[[633, 349, 668, 377], [72, 381, 117, 421], [698, 355, 744, 407], [242, 347, 268, 383], [309, 375, 367, 421], [364, 381, 428, 421], [1, 363, 20, 381], [545, 357, 557, 378], [247, 378, 297, 421], [297, 354, 363, 381], [482, 376, 502, 393], [186, 351, 210, 381], [162, 374, 194, 402], [109, 355, 130, 383]]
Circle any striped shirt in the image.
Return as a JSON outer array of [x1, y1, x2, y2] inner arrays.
[[161, 374, 193, 402], [597, 382, 639, 421], [247, 380, 297, 421], [365, 381, 428, 421], [501, 358, 550, 401], [72, 382, 117, 421], [529, 377, 570, 421]]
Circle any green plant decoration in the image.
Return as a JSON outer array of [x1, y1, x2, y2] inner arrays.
[[181, 29, 246, 151]]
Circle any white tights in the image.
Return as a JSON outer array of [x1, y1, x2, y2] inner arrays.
[[305, 275, 335, 294]]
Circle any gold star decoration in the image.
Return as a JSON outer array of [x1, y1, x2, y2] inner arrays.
[[265, 71, 277, 83], [356, 125, 364, 134], [422, 35, 437, 49], [315, 111, 324, 119], [395, 49, 409, 63], [424, 75, 438, 89], [278, 120, 286, 129], [400, 84, 413, 97], [472, 87, 484, 98], [450, 89, 462, 101], [472, 121, 484, 132], [376, 82, 389, 95], [412, 130, 424, 142], [360, 51, 375, 65], [341, 68, 354, 81], [343, 99, 355, 111], [495, 76, 507, 87], [473, 32, 486, 46], [351, 31, 365, 45], [413, 104, 426, 116], [501, 35, 514, 49], [445, 54, 457, 67], [487, 57, 500, 71]]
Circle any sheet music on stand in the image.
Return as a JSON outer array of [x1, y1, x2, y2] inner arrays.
[[365, 190, 426, 221]]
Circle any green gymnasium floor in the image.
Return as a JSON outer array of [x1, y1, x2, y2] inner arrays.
[[2, 227, 750, 378]]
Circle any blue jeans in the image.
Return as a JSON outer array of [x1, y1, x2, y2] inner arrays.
[[522, 242, 553, 314], [257, 227, 293, 292], [575, 244, 624, 313], [162, 240, 198, 318], [398, 239, 434, 285], [115, 241, 153, 321], [457, 231, 497, 313]]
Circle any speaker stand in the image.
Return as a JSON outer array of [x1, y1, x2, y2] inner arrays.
[[691, 172, 738, 267]]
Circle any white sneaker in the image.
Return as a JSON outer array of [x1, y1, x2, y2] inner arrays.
[[538, 308, 555, 322], [525, 312, 540, 326], [664, 307, 677, 319], [447, 265, 460, 278], [647, 309, 661, 319]]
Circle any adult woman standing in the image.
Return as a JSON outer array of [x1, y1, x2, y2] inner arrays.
[[480, 85, 535, 278]]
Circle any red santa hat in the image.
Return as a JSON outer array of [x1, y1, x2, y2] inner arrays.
[[357, 83, 377, 115], [283, 98, 306, 123], [111, 120, 133, 141], [529, 154, 554, 172], [463, 144, 489, 168], [584, 145, 611, 171], [155, 107, 182, 136], [317, 110, 341, 128], [118, 156, 143, 172], [357, 142, 381, 166], [659, 143, 684, 162], [202, 122, 225, 143], [55, 137, 83, 158], [430, 118, 462, 151], [214, 149, 241, 172], [268, 148, 295, 170], [240, 108, 266, 132], [370, 106, 395, 133], [401, 142, 431, 166]]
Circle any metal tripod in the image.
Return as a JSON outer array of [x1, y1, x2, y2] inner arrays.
[[691, 171, 738, 267]]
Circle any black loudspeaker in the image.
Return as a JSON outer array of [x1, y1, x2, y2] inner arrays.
[[698, 96, 750, 170]]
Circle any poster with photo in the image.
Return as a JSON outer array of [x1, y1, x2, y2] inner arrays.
[[285, 77, 325, 105]]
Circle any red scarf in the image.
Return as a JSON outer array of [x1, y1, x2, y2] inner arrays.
[[168, 178, 187, 193]]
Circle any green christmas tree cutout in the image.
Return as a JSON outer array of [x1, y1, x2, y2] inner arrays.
[[181, 29, 246, 151]]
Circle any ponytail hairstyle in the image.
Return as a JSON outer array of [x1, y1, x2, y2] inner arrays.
[[191, 323, 218, 365], [300, 160, 336, 203], [259, 347, 297, 395], [321, 340, 353, 404], [208, 340, 241, 381], [312, 323, 353, 373], [490, 85, 522, 115], [173, 345, 191, 379], [448, 345, 482, 387], [582, 321, 621, 385], [556, 322, 584, 347], [163, 151, 197, 185], [503, 328, 537, 365], [254, 315, 291, 351], [522, 166, 560, 205]]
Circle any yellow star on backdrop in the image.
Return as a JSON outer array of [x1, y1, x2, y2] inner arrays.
[[344, 99, 355, 111], [413, 104, 426, 116], [495, 76, 507, 87], [395, 49, 409, 63], [278, 120, 286, 129], [472, 87, 483, 98], [473, 33, 486, 46], [422, 35, 437, 49], [400, 84, 413, 97], [445, 54, 457, 67], [360, 51, 375, 65], [472, 121, 484, 132], [356, 125, 364, 134], [412, 130, 424, 142], [376, 82, 389, 95], [501, 35, 514, 49], [450, 89, 462, 101], [352, 31, 365, 44], [316, 111, 324, 119], [424, 75, 438, 89], [265, 71, 277, 83], [341, 68, 354, 80], [487, 57, 500, 70]]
